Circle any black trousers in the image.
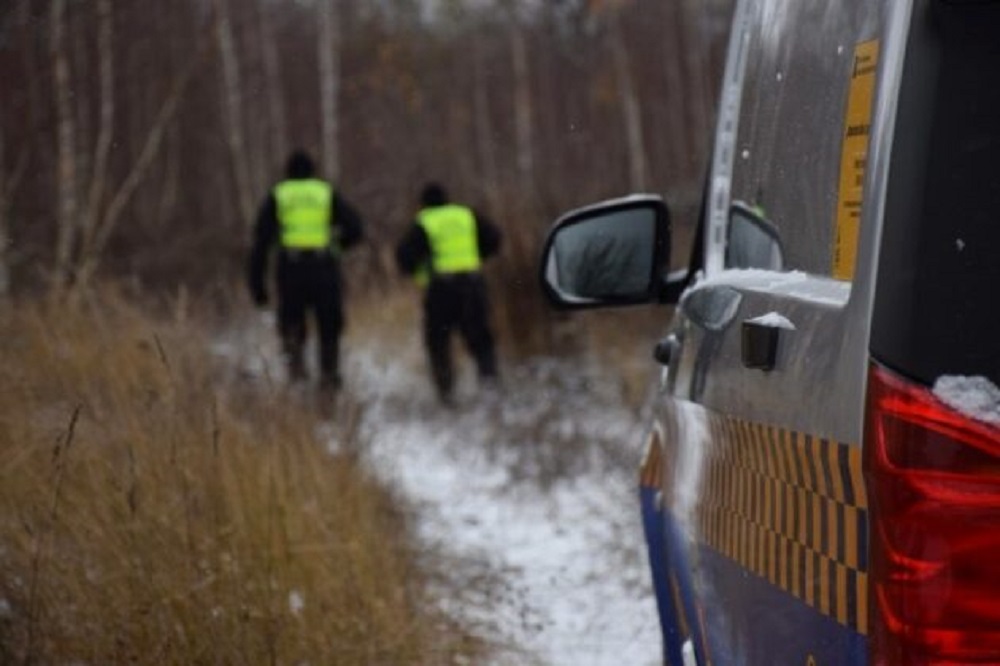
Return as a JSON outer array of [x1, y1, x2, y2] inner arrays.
[[423, 273, 497, 400], [275, 251, 344, 386]]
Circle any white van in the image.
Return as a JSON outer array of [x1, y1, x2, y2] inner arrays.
[[540, 0, 1000, 663]]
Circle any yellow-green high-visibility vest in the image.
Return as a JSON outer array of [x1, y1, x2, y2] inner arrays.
[[413, 262, 431, 288], [273, 178, 335, 250], [417, 204, 481, 274]]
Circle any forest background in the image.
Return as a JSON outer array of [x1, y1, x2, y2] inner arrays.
[[0, 1, 739, 661], [0, 0, 732, 354]]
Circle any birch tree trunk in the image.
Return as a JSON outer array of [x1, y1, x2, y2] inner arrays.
[[0, 128, 8, 300], [607, 9, 648, 192], [0, 126, 27, 301], [661, 4, 692, 182], [243, 54, 268, 202], [258, 0, 288, 164], [0, 0, 33, 300], [510, 21, 535, 194], [317, 0, 341, 180], [472, 39, 501, 216], [158, 126, 180, 227], [51, 0, 80, 289], [679, 0, 714, 173], [77, 0, 115, 276], [214, 0, 256, 225]]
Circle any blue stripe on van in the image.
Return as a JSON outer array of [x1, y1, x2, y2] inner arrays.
[[698, 545, 866, 665]]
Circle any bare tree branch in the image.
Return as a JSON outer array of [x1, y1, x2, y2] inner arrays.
[[74, 10, 219, 288]]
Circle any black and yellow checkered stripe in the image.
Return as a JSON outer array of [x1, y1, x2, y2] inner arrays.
[[697, 417, 868, 634]]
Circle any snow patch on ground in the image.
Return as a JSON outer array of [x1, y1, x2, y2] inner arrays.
[[216, 318, 663, 665], [349, 346, 662, 665]]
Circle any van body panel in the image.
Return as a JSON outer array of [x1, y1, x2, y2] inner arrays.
[[657, 395, 869, 663], [539, 0, 1000, 661], [657, 0, 899, 662], [670, 273, 860, 442]]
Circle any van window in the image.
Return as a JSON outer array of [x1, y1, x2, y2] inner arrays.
[[725, 200, 783, 270], [872, 3, 1000, 387], [729, 2, 881, 278]]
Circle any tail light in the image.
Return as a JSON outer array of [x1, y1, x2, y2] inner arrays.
[[866, 362, 1000, 665]]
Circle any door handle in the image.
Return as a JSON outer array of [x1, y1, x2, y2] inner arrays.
[[741, 314, 794, 371], [654, 333, 680, 366]]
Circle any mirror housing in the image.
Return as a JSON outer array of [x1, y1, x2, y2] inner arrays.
[[539, 194, 672, 310]]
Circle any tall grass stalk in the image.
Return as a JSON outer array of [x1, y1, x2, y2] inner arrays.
[[0, 289, 479, 664]]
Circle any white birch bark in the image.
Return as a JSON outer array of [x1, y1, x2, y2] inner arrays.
[[317, 0, 341, 179], [258, 0, 288, 164], [78, 0, 115, 272], [51, 0, 79, 288], [473, 40, 501, 216], [662, 3, 692, 180], [214, 0, 256, 224], [157, 127, 180, 227], [608, 9, 648, 192], [677, 0, 712, 170], [0, 125, 27, 300], [1, 0, 37, 298], [0, 128, 8, 299], [510, 22, 535, 192]]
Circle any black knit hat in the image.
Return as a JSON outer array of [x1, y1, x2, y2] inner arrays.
[[286, 150, 316, 179], [421, 182, 448, 206]]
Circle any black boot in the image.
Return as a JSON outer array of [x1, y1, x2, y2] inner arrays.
[[319, 339, 342, 392], [319, 372, 342, 393], [285, 345, 307, 384]]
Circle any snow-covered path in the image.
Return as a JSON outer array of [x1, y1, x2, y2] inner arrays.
[[222, 315, 663, 665]]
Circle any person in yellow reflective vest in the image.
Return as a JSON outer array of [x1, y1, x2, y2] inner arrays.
[[395, 182, 501, 406], [247, 150, 364, 390]]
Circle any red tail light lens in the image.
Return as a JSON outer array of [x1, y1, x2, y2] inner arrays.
[[866, 362, 1000, 665]]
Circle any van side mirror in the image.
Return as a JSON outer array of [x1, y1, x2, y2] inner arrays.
[[726, 201, 784, 270], [539, 195, 672, 309]]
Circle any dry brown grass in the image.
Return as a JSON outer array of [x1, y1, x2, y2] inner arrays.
[[489, 222, 559, 359], [0, 289, 481, 664], [486, 197, 695, 364]]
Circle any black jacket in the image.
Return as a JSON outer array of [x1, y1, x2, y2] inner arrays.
[[395, 206, 501, 277], [248, 183, 364, 303]]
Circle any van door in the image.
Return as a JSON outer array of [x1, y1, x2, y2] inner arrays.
[[654, 0, 899, 662]]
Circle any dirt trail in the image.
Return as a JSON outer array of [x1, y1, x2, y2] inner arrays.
[[218, 314, 662, 665]]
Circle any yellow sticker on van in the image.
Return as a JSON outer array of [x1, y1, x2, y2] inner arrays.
[[832, 40, 879, 281]]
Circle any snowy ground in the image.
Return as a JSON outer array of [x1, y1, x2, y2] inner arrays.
[[220, 314, 663, 666]]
